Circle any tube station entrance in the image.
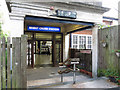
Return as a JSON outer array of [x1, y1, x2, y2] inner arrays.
[[25, 31, 63, 68], [6, 1, 110, 79], [24, 16, 94, 68]]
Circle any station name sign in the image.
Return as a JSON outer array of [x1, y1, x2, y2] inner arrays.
[[27, 25, 61, 32], [56, 9, 77, 19]]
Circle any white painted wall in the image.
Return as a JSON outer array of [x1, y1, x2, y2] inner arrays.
[[0, 0, 10, 35], [119, 2, 120, 25], [103, 0, 119, 19], [65, 34, 70, 60], [112, 20, 118, 26], [9, 20, 24, 37], [9, 2, 104, 24], [77, 11, 103, 23]]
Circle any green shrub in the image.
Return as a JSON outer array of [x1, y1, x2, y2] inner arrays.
[[97, 69, 106, 77], [0, 22, 8, 64], [98, 69, 119, 77], [0, 22, 9, 40]]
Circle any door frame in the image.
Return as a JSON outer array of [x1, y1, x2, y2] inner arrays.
[[25, 31, 63, 67]]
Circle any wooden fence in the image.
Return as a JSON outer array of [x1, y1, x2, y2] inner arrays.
[[69, 48, 92, 72], [0, 35, 27, 89], [98, 26, 119, 72]]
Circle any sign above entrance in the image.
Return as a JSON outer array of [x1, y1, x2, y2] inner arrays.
[[56, 9, 77, 19], [27, 25, 61, 32]]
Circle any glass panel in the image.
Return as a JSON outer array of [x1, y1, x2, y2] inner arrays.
[[35, 41, 38, 53], [40, 41, 52, 54], [56, 34, 62, 41], [27, 42, 32, 65], [73, 45, 77, 49], [56, 42, 61, 63], [79, 36, 86, 49], [73, 35, 78, 44], [87, 36, 92, 49], [25, 32, 33, 40], [36, 33, 52, 40]]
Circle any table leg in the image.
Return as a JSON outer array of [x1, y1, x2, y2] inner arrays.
[[61, 74, 63, 82], [73, 64, 76, 84]]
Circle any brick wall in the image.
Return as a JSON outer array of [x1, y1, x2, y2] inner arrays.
[[73, 30, 92, 35], [103, 20, 113, 25]]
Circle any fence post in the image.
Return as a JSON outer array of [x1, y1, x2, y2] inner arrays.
[[21, 35, 27, 88], [0, 36, 28, 89], [12, 38, 16, 88], [0, 38, 1, 89], [2, 37, 6, 88], [15, 37, 21, 88], [7, 37, 11, 88]]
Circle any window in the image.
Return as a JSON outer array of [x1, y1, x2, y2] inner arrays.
[[87, 36, 92, 49], [72, 34, 92, 49], [79, 36, 86, 49], [73, 35, 78, 49]]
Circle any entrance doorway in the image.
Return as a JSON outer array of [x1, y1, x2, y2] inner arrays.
[[35, 40, 52, 67], [25, 32, 63, 67]]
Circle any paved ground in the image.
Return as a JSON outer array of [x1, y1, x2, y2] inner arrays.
[[27, 67, 119, 89]]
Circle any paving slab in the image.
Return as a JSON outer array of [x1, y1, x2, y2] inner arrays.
[[27, 67, 119, 89]]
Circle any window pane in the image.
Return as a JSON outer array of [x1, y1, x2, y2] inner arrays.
[[87, 36, 92, 49], [73, 35, 78, 44], [79, 36, 86, 49], [73, 45, 77, 49]]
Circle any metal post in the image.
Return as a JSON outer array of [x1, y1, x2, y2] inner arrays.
[[73, 63, 76, 84], [61, 74, 63, 83]]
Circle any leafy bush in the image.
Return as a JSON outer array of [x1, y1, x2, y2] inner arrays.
[[116, 76, 120, 80], [0, 22, 8, 64], [0, 22, 9, 40], [97, 69, 106, 77], [98, 69, 119, 77]]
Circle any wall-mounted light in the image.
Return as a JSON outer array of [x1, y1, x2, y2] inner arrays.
[[50, 6, 54, 10], [115, 50, 120, 58], [102, 42, 107, 48]]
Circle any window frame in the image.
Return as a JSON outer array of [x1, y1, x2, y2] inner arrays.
[[71, 34, 92, 49]]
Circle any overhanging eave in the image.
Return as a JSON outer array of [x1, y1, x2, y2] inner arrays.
[[67, 26, 93, 34], [25, 16, 94, 26]]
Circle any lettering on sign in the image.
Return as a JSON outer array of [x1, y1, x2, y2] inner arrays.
[[56, 9, 77, 19], [27, 25, 61, 32]]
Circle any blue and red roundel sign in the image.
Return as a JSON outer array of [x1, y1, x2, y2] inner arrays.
[[27, 25, 61, 32]]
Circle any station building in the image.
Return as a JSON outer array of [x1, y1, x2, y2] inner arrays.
[[5, 1, 109, 78]]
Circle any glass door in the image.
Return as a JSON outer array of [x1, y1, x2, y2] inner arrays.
[[27, 40, 35, 67], [27, 41, 32, 66], [55, 33, 63, 65], [56, 41, 62, 63]]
